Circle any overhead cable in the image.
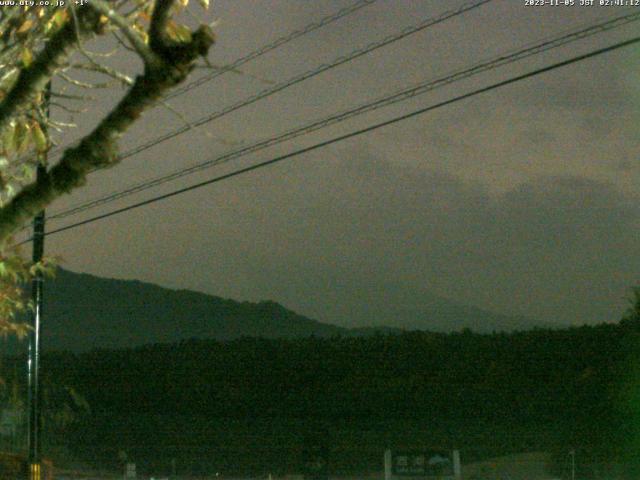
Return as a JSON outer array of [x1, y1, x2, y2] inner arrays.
[[22, 34, 640, 243], [47, 10, 640, 222]]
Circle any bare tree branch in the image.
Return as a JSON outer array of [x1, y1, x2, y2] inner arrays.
[[0, 7, 103, 134], [49, 101, 88, 115], [58, 72, 118, 90], [71, 62, 134, 87], [112, 30, 138, 55], [88, 0, 158, 66], [51, 91, 96, 101]]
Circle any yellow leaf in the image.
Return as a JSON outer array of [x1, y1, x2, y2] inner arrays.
[[21, 48, 33, 67], [132, 23, 149, 44], [198, 0, 210, 9], [45, 9, 68, 34], [0, 69, 19, 91], [32, 122, 47, 153], [176, 24, 192, 42], [55, 9, 69, 26], [2, 122, 16, 154], [16, 19, 34, 34], [15, 122, 31, 153], [166, 21, 192, 42]]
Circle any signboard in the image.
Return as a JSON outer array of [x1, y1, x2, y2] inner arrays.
[[125, 462, 136, 479], [392, 450, 453, 476], [385, 449, 460, 480]]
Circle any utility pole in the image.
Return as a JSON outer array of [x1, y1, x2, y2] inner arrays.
[[27, 82, 50, 480]]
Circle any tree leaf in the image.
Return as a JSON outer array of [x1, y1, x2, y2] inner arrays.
[[18, 163, 36, 182], [17, 19, 34, 35], [166, 21, 192, 42], [0, 69, 19, 91], [14, 122, 31, 153], [2, 122, 16, 155], [32, 122, 47, 153], [4, 182, 16, 198], [21, 48, 33, 68], [45, 9, 68, 34], [56, 9, 70, 26]]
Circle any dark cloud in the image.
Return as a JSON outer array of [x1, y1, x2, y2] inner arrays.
[[44, 1, 639, 332], [115, 143, 635, 328]]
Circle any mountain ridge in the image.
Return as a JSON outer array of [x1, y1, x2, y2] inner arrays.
[[3, 268, 546, 352]]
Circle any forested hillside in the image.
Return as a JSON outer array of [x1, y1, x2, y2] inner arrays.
[[3, 319, 637, 478], [2, 269, 549, 353]]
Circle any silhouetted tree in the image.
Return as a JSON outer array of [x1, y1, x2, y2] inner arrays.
[[621, 286, 640, 328]]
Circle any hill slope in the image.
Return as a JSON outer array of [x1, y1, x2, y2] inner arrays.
[[4, 269, 544, 352], [336, 299, 542, 332], [39, 269, 346, 351]]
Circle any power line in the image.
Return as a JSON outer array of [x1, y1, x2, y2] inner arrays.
[[45, 0, 491, 169], [41, 0, 377, 162], [46, 9, 640, 222], [22, 34, 640, 244], [117, 0, 492, 160], [165, 0, 378, 100], [45, 0, 489, 165]]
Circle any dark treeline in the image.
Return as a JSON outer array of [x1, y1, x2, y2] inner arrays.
[[4, 321, 640, 477]]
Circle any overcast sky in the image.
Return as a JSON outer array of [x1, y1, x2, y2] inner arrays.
[[36, 0, 639, 329]]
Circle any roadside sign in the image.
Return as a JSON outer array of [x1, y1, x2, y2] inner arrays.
[[125, 462, 136, 479], [385, 449, 461, 479]]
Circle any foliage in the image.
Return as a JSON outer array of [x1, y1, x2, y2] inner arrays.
[[0, 362, 90, 460], [0, 1, 214, 337], [621, 286, 640, 327], [3, 318, 632, 477], [0, 246, 57, 338]]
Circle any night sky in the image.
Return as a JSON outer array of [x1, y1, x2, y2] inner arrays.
[[33, 0, 639, 329]]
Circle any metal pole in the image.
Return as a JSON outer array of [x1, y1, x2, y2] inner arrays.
[[570, 449, 575, 480], [27, 82, 49, 480]]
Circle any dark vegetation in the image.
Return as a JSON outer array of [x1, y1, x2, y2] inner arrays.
[[3, 314, 640, 478]]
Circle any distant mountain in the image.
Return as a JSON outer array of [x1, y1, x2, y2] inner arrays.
[[327, 300, 546, 333], [306, 283, 546, 334], [23, 269, 345, 352], [1, 269, 544, 353]]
